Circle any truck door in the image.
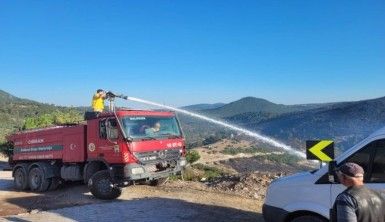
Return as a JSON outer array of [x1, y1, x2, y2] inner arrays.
[[366, 139, 385, 196], [97, 118, 121, 163], [331, 139, 385, 204]]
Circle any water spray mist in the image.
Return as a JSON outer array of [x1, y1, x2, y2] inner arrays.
[[125, 97, 306, 158]]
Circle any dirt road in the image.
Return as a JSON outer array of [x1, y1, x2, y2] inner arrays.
[[0, 160, 264, 222], [2, 197, 261, 222]]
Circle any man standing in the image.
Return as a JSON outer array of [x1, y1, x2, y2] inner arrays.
[[331, 162, 385, 222], [92, 89, 106, 112]]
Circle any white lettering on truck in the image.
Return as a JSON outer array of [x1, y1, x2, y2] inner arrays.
[[27, 138, 45, 144]]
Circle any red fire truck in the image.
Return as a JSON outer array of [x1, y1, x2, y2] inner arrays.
[[7, 94, 186, 199]]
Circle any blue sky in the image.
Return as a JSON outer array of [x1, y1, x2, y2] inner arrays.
[[0, 0, 384, 107]]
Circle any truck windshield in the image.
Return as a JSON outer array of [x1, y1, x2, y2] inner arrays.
[[121, 116, 182, 140]]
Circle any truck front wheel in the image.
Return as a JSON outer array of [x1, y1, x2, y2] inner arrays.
[[28, 167, 50, 192], [88, 170, 122, 200], [14, 167, 29, 190]]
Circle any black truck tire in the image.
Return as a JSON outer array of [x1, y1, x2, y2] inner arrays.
[[88, 170, 122, 200], [28, 166, 51, 192], [14, 167, 29, 190], [84, 162, 101, 184]]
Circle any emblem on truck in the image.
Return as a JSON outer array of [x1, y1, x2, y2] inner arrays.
[[70, 144, 77, 150], [88, 143, 96, 152], [159, 150, 166, 159]]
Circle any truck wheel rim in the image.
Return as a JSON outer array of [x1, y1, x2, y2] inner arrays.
[[15, 170, 23, 186], [31, 172, 41, 188], [98, 179, 112, 194]]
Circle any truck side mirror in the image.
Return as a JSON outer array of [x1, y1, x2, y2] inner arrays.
[[328, 160, 337, 183]]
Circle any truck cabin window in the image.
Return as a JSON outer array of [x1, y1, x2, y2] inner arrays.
[[99, 119, 118, 140], [121, 116, 181, 140], [343, 141, 373, 182], [342, 139, 385, 183], [370, 139, 385, 183]]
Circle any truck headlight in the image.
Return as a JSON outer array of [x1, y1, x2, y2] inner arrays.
[[131, 167, 144, 175]]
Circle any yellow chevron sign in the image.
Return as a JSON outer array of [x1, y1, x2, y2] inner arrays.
[[306, 140, 334, 162]]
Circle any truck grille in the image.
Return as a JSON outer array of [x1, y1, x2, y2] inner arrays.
[[143, 164, 158, 173], [134, 149, 181, 164]]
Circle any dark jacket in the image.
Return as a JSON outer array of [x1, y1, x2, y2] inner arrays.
[[331, 185, 385, 222]]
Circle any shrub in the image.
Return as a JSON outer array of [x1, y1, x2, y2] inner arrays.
[[192, 163, 224, 180], [202, 136, 220, 145], [221, 146, 270, 155], [186, 150, 201, 164], [0, 141, 13, 157], [170, 163, 225, 182], [255, 153, 302, 166], [182, 167, 203, 181]]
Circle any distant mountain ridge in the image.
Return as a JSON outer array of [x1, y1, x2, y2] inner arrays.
[[181, 103, 225, 111], [0, 90, 34, 104], [2, 89, 385, 153], [255, 96, 385, 151], [182, 96, 385, 152], [0, 90, 84, 142], [202, 97, 327, 118]]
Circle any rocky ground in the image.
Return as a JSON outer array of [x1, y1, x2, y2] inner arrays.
[[0, 156, 266, 221], [208, 172, 280, 200], [194, 139, 313, 174]]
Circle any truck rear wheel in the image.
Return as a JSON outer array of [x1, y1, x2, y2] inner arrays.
[[88, 170, 122, 200], [14, 167, 29, 190], [28, 167, 51, 192]]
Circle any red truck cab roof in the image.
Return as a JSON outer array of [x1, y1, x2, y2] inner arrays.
[[100, 109, 177, 118]]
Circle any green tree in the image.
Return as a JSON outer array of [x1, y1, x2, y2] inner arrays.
[[186, 150, 201, 164], [23, 110, 83, 129]]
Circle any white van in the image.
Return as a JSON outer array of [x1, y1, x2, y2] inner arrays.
[[263, 127, 385, 222]]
